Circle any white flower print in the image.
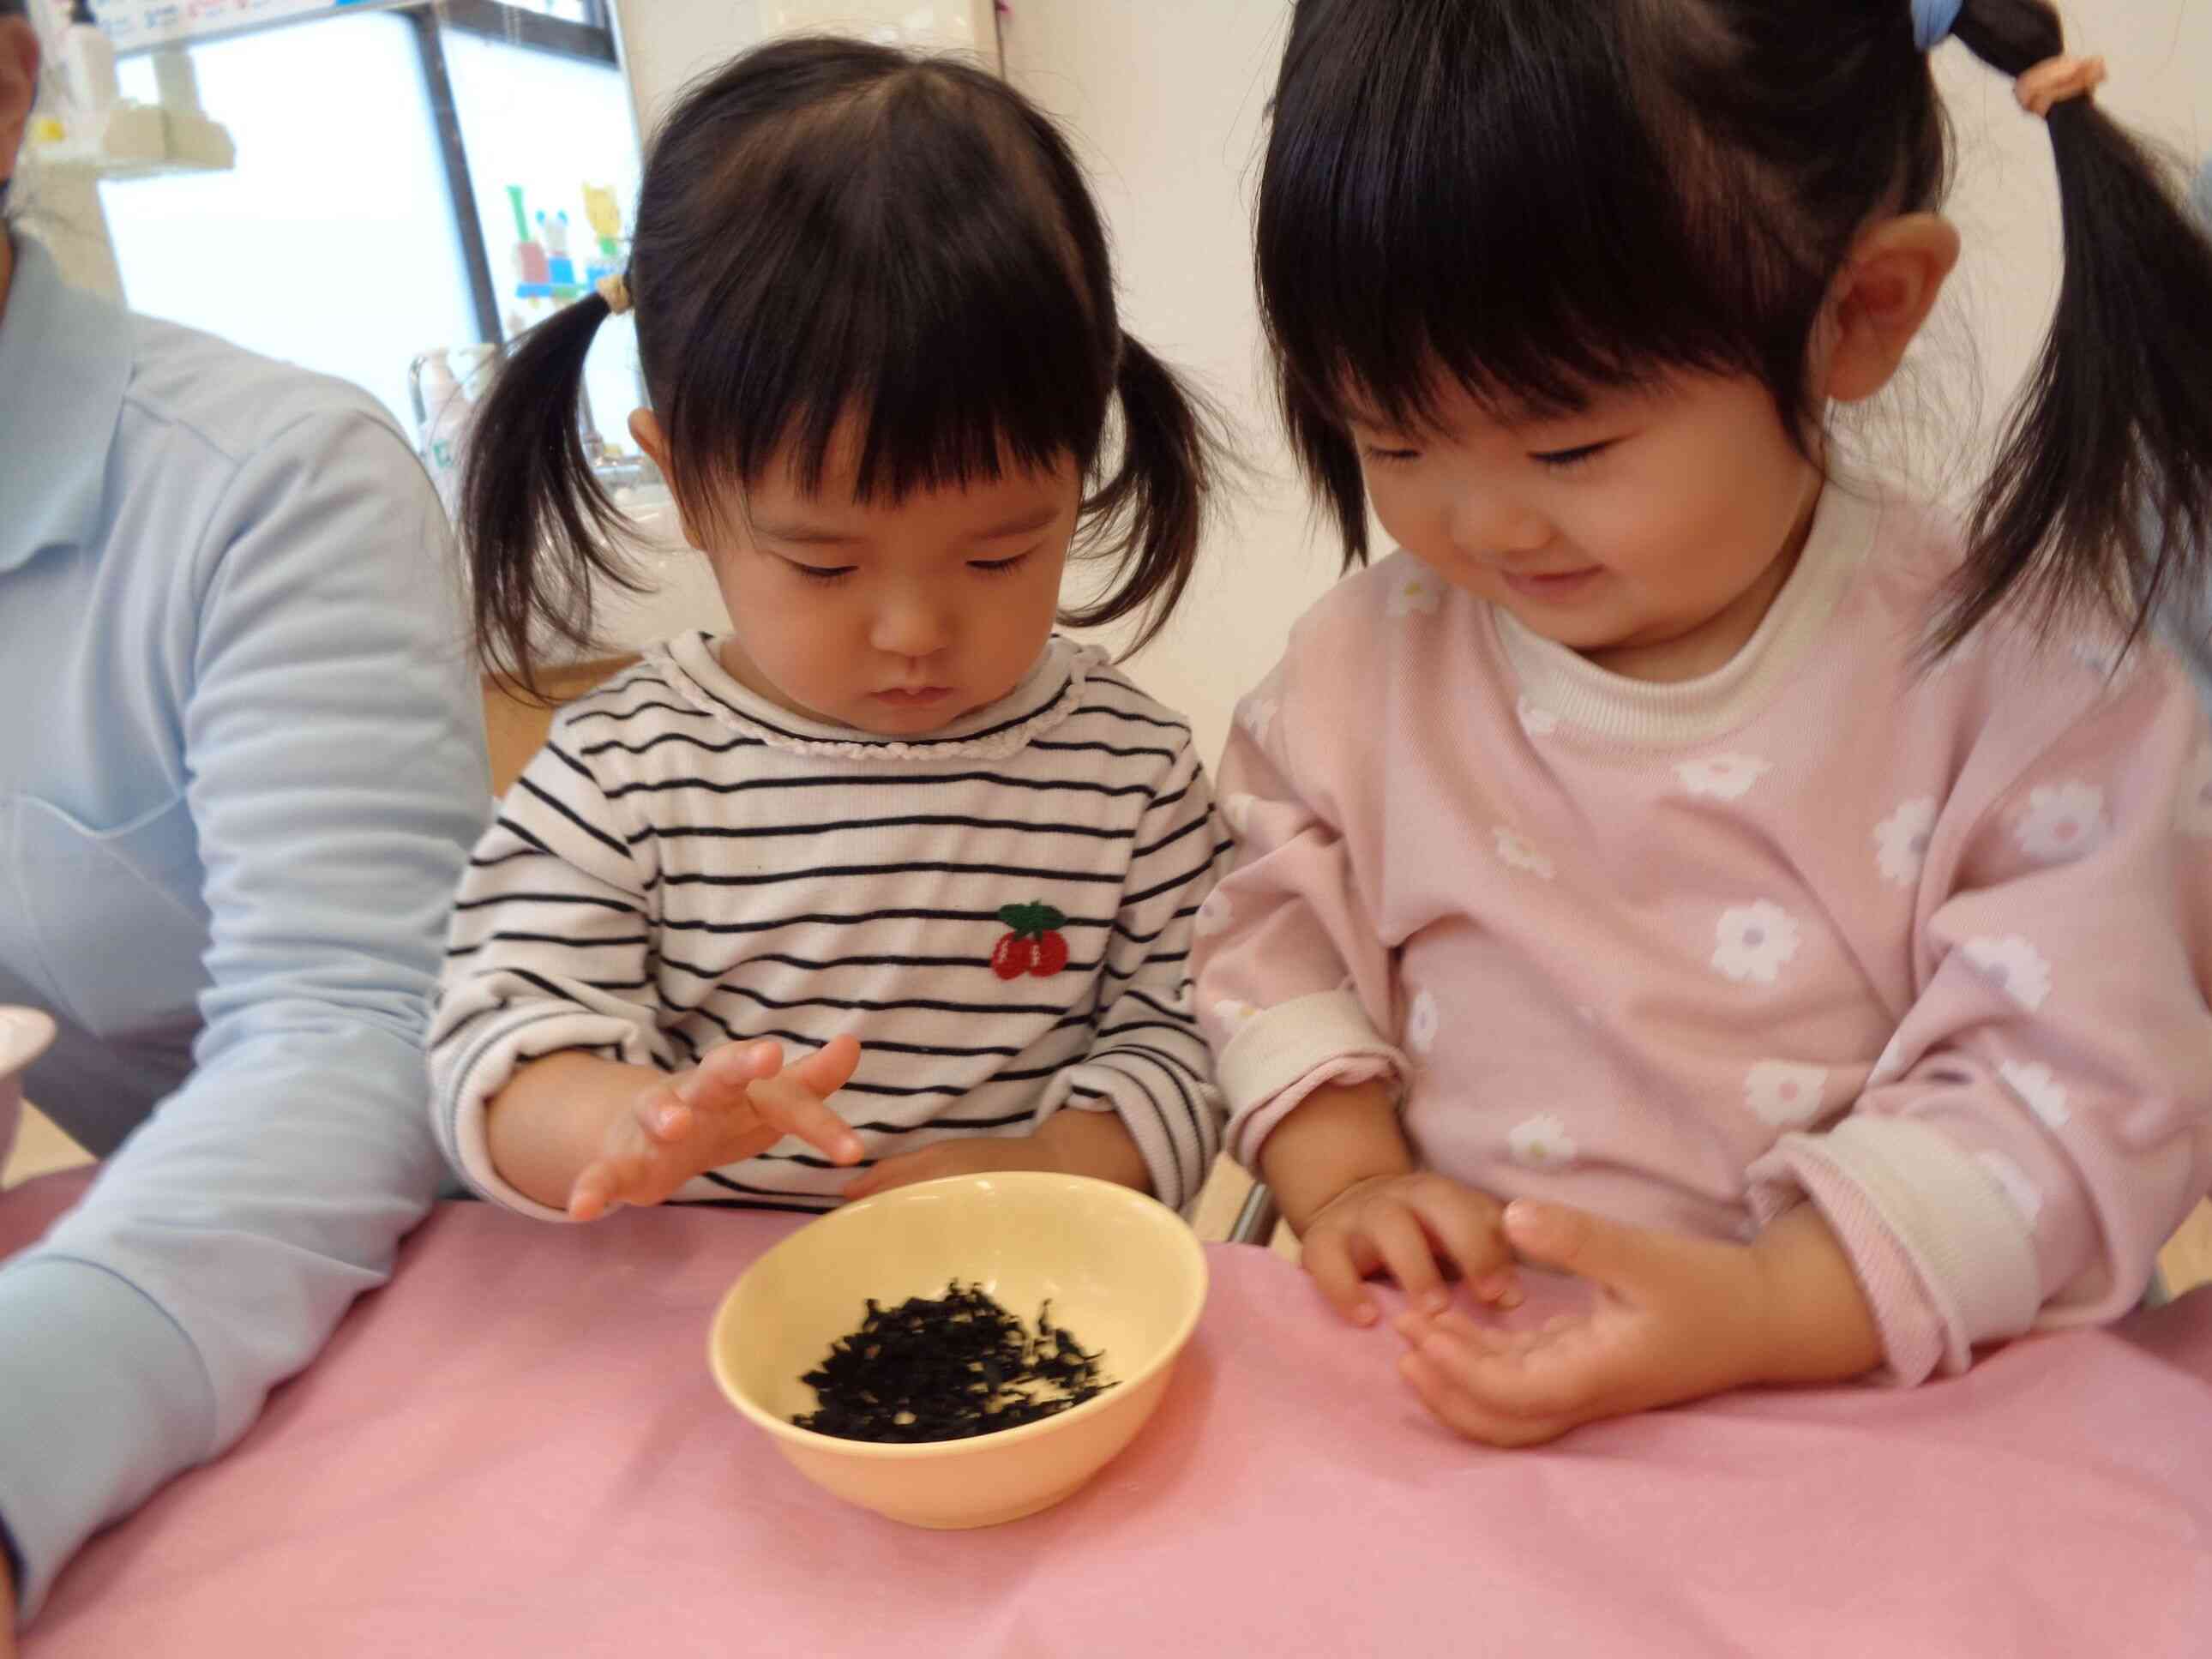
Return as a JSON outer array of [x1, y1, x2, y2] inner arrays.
[[1874, 797, 1939, 889], [1240, 696, 1278, 750], [1743, 1061, 1829, 1129], [1999, 1059, 2071, 1129], [1223, 791, 1257, 837], [1975, 1151, 2045, 1230], [1964, 935, 2053, 1013], [1386, 568, 1444, 618], [2013, 782, 2106, 863], [1193, 893, 1235, 939], [1212, 998, 1259, 1034], [1712, 901, 1802, 985], [1866, 1028, 1912, 1088], [2176, 745, 2212, 839], [1493, 826, 1555, 881], [1405, 989, 1441, 1055], [1517, 696, 1560, 737], [1676, 754, 1772, 802], [1508, 1113, 1578, 1170]]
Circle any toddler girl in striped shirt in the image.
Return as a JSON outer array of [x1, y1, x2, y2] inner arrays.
[[430, 37, 1229, 1223]]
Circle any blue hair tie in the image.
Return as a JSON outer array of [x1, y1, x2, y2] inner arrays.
[[1912, 0, 1964, 51]]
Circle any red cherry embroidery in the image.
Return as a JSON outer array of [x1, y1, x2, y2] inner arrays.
[[993, 902, 1070, 979]]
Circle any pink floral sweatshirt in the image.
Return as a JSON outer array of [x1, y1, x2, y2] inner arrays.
[[1193, 479, 2212, 1384]]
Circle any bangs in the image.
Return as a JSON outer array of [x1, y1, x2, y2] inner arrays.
[[643, 61, 1118, 522], [1259, 0, 1780, 438]]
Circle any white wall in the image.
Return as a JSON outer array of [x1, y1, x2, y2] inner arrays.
[[1930, 3, 2211, 471], [1002, 0, 2212, 766], [614, 0, 996, 133], [612, 0, 760, 133], [1002, 1, 1332, 767]]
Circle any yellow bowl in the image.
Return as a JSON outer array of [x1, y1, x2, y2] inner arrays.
[[707, 1171, 1208, 1529]]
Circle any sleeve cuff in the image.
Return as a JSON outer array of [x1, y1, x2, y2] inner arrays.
[[1057, 1058, 1223, 1216], [1218, 989, 1404, 1167], [0, 1257, 215, 1622], [1747, 1115, 2041, 1382], [436, 1007, 658, 1223]]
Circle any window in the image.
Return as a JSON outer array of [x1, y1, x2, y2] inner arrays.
[[99, 3, 640, 446]]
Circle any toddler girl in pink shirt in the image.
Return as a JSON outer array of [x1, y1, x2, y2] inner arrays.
[[1195, 0, 2212, 1443]]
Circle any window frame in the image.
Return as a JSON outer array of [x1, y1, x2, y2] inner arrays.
[[402, 1, 623, 346], [116, 1, 626, 349]]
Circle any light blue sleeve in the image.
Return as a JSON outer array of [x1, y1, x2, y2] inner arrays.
[[0, 412, 489, 1621]]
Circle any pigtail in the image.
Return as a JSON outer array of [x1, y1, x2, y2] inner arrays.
[[1061, 334, 1222, 654], [1939, 0, 2212, 653], [460, 292, 643, 698]]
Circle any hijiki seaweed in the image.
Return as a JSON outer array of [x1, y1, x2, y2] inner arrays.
[[794, 1283, 1113, 1443]]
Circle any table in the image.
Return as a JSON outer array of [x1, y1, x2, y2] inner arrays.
[[8, 1172, 2211, 1656]]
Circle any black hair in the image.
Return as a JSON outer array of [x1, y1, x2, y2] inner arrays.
[[465, 35, 1217, 695], [1257, 0, 2212, 657]]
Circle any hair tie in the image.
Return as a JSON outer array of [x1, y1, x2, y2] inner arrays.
[[1910, 0, 1963, 52], [596, 273, 633, 316], [2014, 53, 2107, 118]]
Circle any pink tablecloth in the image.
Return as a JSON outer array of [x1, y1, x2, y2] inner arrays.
[[8, 1171, 2212, 1657]]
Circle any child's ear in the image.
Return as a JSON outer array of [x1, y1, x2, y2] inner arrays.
[[628, 409, 708, 550], [1818, 213, 1961, 405], [629, 409, 673, 479]]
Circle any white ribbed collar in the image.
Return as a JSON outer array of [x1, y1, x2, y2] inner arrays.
[[1495, 479, 1884, 748]]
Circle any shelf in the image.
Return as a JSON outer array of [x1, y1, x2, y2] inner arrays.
[[29, 102, 236, 180]]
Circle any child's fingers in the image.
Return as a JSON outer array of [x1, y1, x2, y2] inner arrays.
[[628, 1079, 692, 1145], [1365, 1205, 1451, 1314], [1302, 1228, 1383, 1327], [785, 1033, 863, 1096], [1410, 1192, 1519, 1308], [1475, 1269, 1524, 1307], [1398, 1349, 1567, 1449], [1501, 1200, 1658, 1295], [841, 1147, 934, 1201], [568, 1164, 616, 1222], [568, 1151, 664, 1220], [1394, 1307, 1518, 1357], [1416, 1318, 1610, 1422], [840, 1166, 887, 1201], [747, 1067, 865, 1165], [677, 1041, 783, 1109]]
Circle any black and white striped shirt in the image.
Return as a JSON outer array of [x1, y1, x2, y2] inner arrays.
[[430, 633, 1230, 1218]]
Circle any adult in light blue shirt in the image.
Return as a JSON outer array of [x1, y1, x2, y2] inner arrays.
[[0, 10, 488, 1635]]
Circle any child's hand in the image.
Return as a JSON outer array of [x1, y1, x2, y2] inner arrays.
[[845, 1106, 1151, 1201], [1302, 1171, 1521, 1327], [1390, 1199, 1878, 1446], [842, 1135, 1055, 1201], [567, 1036, 865, 1220]]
